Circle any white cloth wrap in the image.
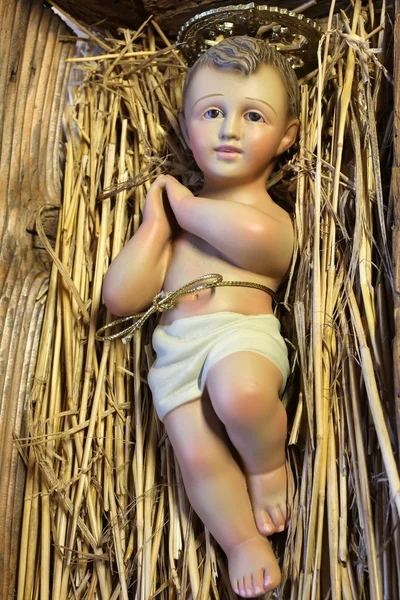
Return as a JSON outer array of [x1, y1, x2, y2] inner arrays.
[[147, 312, 290, 422]]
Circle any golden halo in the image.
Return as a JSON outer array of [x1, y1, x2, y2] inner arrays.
[[176, 2, 323, 77]]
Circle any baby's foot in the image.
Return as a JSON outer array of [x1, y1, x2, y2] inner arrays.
[[226, 535, 281, 597], [246, 462, 292, 536]]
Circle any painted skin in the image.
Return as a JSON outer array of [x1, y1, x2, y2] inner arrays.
[[103, 63, 299, 597]]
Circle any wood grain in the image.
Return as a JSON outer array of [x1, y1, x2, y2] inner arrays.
[[52, 0, 350, 34], [142, 0, 350, 34], [0, 0, 74, 597]]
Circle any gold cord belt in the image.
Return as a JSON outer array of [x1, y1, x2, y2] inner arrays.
[[95, 273, 277, 344]]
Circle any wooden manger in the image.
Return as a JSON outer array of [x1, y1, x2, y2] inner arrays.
[[0, 0, 399, 598]]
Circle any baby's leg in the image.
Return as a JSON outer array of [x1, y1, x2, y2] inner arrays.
[[163, 395, 281, 597], [206, 351, 291, 536]]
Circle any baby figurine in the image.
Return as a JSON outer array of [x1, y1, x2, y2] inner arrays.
[[103, 36, 299, 597]]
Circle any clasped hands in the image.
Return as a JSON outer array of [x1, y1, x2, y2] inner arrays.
[[143, 174, 192, 236]]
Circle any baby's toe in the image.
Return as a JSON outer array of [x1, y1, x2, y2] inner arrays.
[[267, 505, 287, 532], [237, 576, 246, 597], [252, 570, 267, 596], [255, 509, 276, 536], [245, 574, 254, 597], [242, 571, 263, 597], [263, 567, 273, 589]]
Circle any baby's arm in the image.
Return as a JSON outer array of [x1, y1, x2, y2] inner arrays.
[[103, 176, 173, 315], [164, 176, 293, 278]]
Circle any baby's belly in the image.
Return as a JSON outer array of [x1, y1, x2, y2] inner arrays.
[[159, 233, 276, 325]]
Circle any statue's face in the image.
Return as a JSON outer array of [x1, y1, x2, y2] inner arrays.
[[181, 64, 298, 187]]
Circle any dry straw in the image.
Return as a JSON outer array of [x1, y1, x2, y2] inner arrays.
[[17, 1, 399, 598]]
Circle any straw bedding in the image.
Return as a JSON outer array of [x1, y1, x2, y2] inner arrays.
[[17, 1, 400, 598]]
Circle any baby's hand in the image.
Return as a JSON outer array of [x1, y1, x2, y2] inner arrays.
[[164, 175, 194, 205], [143, 175, 167, 224], [143, 175, 180, 239]]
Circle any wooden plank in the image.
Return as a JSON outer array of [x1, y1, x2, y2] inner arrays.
[[53, 0, 147, 32], [50, 0, 349, 35], [0, 1, 74, 597], [143, 0, 350, 34]]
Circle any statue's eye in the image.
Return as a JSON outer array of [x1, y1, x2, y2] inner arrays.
[[245, 112, 265, 122], [204, 109, 223, 119]]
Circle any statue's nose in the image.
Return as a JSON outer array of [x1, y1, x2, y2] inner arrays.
[[219, 114, 241, 140]]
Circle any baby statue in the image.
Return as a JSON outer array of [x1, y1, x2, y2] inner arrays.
[[102, 36, 300, 597]]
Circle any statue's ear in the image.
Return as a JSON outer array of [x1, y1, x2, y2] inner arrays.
[[276, 118, 300, 157], [179, 111, 191, 149]]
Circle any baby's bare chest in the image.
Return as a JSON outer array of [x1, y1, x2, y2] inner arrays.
[[164, 233, 234, 289]]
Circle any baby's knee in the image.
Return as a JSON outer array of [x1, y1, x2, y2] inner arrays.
[[212, 382, 283, 431]]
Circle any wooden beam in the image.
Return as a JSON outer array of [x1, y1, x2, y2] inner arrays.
[[143, 0, 350, 34], [0, 1, 74, 597]]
